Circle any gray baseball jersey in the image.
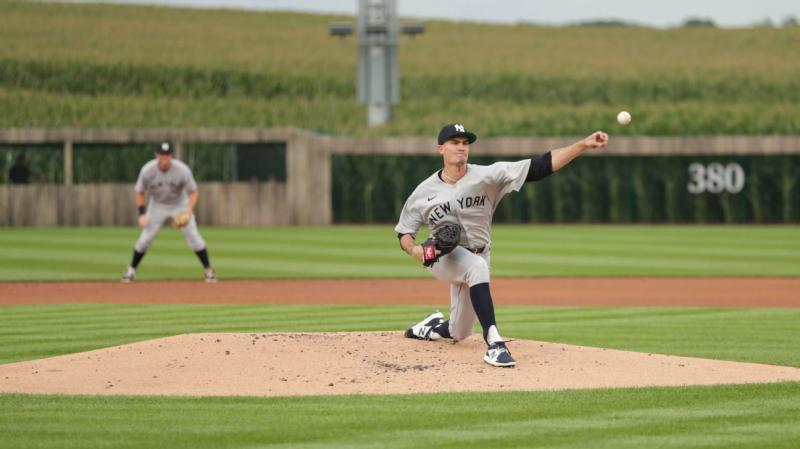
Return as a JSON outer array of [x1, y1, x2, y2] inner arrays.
[[394, 160, 531, 249], [395, 159, 531, 341], [135, 159, 197, 207], [133, 159, 205, 253]]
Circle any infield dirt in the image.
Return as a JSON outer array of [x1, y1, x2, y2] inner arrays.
[[2, 277, 798, 397], [2, 277, 799, 307], [2, 332, 800, 397]]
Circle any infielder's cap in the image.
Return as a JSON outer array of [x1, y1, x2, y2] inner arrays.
[[155, 142, 173, 154], [437, 123, 477, 145]]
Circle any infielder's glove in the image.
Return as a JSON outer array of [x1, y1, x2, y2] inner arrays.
[[421, 222, 461, 267], [171, 211, 192, 228]]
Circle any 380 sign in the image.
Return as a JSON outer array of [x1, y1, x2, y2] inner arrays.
[[687, 162, 745, 194]]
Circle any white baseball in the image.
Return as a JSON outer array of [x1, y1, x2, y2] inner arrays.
[[617, 111, 631, 125]]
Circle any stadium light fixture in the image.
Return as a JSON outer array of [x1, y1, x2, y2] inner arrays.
[[329, 0, 425, 126]]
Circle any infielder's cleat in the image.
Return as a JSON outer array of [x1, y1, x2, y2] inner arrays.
[[204, 268, 217, 283], [121, 266, 136, 283], [483, 342, 516, 368], [404, 311, 444, 340]]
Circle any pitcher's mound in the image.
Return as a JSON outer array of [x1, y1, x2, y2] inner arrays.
[[2, 332, 799, 397]]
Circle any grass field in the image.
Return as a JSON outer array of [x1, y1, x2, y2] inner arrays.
[[2, 3, 798, 446], [1, 303, 798, 367], [0, 225, 799, 281], [2, 384, 799, 449], [0, 303, 799, 448], [1, 225, 799, 448]]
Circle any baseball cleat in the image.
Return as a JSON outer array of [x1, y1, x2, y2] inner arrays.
[[120, 266, 136, 283], [204, 268, 217, 283], [484, 342, 516, 368], [404, 311, 444, 340]]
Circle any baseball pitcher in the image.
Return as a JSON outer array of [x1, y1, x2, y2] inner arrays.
[[121, 142, 216, 282], [396, 124, 608, 367]]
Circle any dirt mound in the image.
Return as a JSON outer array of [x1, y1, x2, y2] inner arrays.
[[2, 332, 799, 397]]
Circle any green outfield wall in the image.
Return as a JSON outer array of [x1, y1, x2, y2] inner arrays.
[[333, 154, 799, 224], [2, 129, 799, 225]]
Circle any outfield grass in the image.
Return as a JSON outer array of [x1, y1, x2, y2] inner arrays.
[[0, 225, 798, 281], [0, 303, 799, 448]]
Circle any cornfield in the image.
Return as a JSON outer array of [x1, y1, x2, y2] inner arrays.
[[0, 1, 798, 135]]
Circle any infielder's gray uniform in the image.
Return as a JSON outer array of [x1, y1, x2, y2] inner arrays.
[[134, 159, 206, 252], [395, 160, 531, 340]]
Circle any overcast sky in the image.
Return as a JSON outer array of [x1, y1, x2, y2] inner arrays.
[[67, 0, 800, 27]]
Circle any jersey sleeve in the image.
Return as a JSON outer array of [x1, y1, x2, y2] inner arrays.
[[184, 165, 198, 192], [394, 193, 424, 237], [134, 165, 148, 193], [491, 159, 532, 196]]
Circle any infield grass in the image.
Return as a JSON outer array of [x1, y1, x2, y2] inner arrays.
[[2, 224, 799, 448], [1, 303, 799, 448], [1, 225, 798, 281], [2, 383, 799, 449], [0, 304, 797, 367]]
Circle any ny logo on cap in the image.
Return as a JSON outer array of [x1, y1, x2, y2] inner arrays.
[[454, 124, 465, 132]]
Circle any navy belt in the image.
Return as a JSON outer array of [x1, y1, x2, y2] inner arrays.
[[468, 246, 486, 254]]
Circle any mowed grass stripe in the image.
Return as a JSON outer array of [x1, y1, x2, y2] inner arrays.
[[497, 249, 789, 267], [0, 304, 418, 361], [4, 225, 797, 245], [4, 225, 795, 249], [1, 383, 799, 449], [211, 226, 800, 250], [0, 227, 399, 249], [1, 304, 411, 330], [501, 306, 800, 366], [496, 226, 800, 248], [496, 238, 800, 258], [0, 226, 798, 280], [491, 263, 790, 277], [1, 249, 407, 269], [494, 253, 792, 274], [0, 304, 798, 367]]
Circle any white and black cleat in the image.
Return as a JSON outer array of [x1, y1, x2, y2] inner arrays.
[[404, 311, 444, 340], [484, 342, 516, 368], [204, 268, 217, 283], [121, 266, 136, 283]]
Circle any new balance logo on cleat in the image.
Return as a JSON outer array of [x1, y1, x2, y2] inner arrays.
[[404, 311, 444, 340], [484, 342, 516, 367]]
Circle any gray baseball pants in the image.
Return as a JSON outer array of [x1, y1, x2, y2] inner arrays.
[[134, 201, 206, 253], [428, 246, 491, 341]]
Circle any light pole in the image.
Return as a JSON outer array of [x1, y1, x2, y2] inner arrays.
[[330, 0, 424, 126]]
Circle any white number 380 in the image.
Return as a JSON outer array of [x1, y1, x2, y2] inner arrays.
[[687, 162, 745, 194]]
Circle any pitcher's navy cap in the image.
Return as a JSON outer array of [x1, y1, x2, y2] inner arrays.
[[155, 142, 173, 154], [438, 123, 477, 145]]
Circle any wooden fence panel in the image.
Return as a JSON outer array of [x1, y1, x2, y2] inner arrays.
[[0, 182, 289, 227]]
